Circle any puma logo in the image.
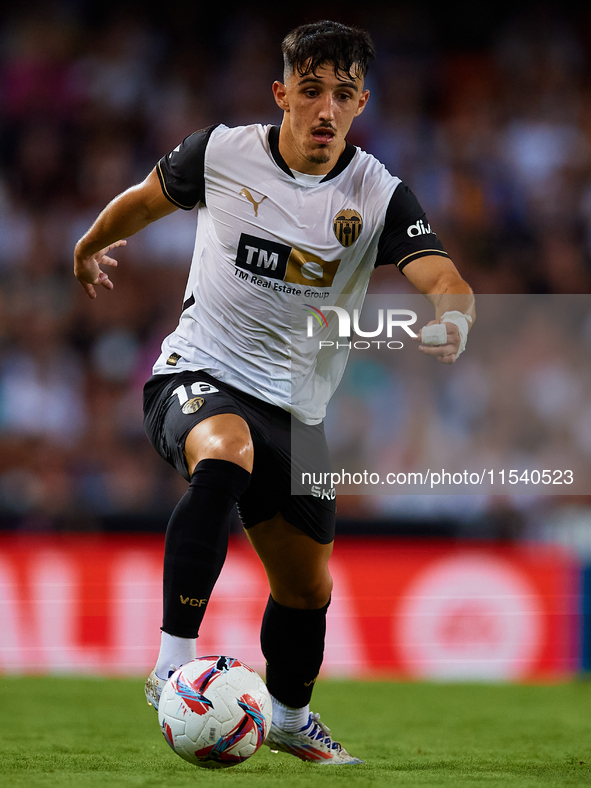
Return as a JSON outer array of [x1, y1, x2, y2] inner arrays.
[[303, 674, 319, 687], [240, 187, 267, 217]]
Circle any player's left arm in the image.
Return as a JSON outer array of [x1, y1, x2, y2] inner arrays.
[[403, 254, 475, 365]]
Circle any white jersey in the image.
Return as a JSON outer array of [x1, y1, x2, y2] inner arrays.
[[153, 124, 447, 423]]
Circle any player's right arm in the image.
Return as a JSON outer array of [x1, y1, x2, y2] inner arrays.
[[74, 168, 178, 299]]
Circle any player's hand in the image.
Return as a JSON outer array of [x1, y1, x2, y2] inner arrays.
[[414, 320, 461, 364], [74, 240, 126, 299]]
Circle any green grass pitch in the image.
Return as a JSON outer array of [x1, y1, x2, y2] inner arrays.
[[2, 677, 591, 788]]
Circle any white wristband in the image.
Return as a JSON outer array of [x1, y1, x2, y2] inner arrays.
[[440, 310, 472, 358]]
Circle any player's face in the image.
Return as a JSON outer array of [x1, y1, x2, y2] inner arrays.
[[273, 62, 369, 174]]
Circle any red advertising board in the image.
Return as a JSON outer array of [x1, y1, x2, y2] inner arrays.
[[0, 535, 579, 680], [335, 540, 578, 680]]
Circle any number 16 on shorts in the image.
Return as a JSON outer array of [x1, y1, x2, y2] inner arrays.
[[172, 380, 220, 407]]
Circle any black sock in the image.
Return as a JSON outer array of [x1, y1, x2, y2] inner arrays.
[[261, 595, 330, 708], [162, 458, 250, 638]]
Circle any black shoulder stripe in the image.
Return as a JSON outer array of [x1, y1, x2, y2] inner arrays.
[[157, 124, 220, 210], [157, 161, 194, 210], [375, 183, 448, 271]]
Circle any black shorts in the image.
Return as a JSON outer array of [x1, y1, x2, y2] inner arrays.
[[143, 370, 336, 544]]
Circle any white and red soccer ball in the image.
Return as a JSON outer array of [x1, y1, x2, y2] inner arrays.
[[158, 656, 272, 769]]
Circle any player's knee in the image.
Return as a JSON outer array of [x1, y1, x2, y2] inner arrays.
[[206, 433, 253, 468], [186, 431, 253, 475], [278, 573, 333, 610]]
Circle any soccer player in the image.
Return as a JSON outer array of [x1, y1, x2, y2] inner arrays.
[[74, 21, 474, 764]]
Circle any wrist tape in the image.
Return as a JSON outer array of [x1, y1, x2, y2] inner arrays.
[[440, 310, 472, 358]]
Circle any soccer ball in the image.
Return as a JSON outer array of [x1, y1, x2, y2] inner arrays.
[[158, 655, 272, 769]]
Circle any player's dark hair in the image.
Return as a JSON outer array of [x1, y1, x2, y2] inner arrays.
[[282, 20, 376, 81]]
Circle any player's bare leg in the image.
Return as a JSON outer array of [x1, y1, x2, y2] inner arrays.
[[246, 513, 333, 609], [247, 514, 362, 764], [147, 415, 253, 710]]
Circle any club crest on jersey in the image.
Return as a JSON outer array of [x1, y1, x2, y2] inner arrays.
[[182, 396, 204, 414], [333, 209, 362, 247]]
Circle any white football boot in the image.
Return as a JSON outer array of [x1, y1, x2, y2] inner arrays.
[[265, 712, 363, 765], [145, 666, 177, 712]]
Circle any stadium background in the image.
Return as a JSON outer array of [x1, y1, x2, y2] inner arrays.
[[0, 1, 590, 679]]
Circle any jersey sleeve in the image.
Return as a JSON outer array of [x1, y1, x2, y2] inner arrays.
[[156, 124, 219, 210], [375, 183, 448, 272]]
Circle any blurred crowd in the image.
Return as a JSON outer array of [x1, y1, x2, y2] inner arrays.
[[0, 2, 590, 534]]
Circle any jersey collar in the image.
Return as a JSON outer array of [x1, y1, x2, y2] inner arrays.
[[268, 125, 356, 183]]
